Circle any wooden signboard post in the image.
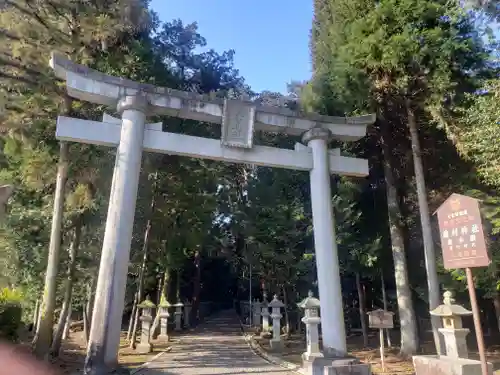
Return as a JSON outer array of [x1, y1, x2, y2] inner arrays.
[[368, 309, 394, 372], [435, 193, 490, 375]]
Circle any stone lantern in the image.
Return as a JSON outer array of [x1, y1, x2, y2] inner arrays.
[[136, 297, 155, 353], [253, 299, 262, 328], [260, 291, 270, 337], [269, 295, 285, 351], [298, 290, 323, 361], [173, 302, 184, 331], [430, 290, 472, 359], [157, 296, 170, 341]]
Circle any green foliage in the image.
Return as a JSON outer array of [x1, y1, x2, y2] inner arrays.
[[0, 288, 23, 341]]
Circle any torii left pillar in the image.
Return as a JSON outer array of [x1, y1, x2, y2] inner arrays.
[[85, 95, 147, 375]]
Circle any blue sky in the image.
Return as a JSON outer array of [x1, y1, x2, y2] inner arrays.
[[149, 0, 314, 94]]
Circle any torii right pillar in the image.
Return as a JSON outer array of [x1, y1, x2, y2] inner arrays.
[[303, 127, 346, 357]]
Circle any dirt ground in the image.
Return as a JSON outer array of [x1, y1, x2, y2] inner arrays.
[[16, 329, 172, 374], [257, 331, 500, 375]]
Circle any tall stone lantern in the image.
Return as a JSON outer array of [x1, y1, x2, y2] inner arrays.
[[136, 297, 155, 353], [157, 297, 170, 341], [298, 290, 323, 361], [430, 291, 472, 359], [269, 295, 285, 351]]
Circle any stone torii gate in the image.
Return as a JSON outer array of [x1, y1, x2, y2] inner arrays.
[[50, 52, 375, 374]]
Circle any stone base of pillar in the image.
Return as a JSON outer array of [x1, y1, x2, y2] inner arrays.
[[413, 355, 494, 375], [302, 356, 371, 375], [157, 334, 169, 342], [301, 351, 323, 362], [269, 339, 284, 352], [83, 364, 131, 375], [136, 343, 153, 354]]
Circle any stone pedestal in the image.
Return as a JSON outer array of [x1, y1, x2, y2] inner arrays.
[[137, 315, 153, 354], [439, 328, 469, 359], [253, 300, 261, 328], [302, 315, 322, 361], [303, 357, 371, 375], [413, 355, 493, 375], [174, 302, 183, 331], [184, 302, 192, 328]]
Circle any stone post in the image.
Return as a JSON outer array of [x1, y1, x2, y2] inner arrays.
[[157, 299, 170, 342], [302, 128, 346, 356], [174, 302, 184, 331], [136, 298, 155, 354], [85, 94, 148, 372], [184, 301, 192, 328], [269, 295, 285, 351], [253, 299, 262, 328], [299, 291, 323, 361]]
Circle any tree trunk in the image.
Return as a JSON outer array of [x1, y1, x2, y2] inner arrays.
[[381, 270, 392, 347], [130, 219, 154, 348], [493, 293, 500, 333], [84, 275, 96, 336], [31, 299, 40, 332], [127, 292, 138, 341], [175, 269, 181, 302], [355, 272, 369, 348], [50, 217, 82, 357], [383, 158, 419, 357], [282, 285, 290, 338], [130, 176, 156, 348], [83, 308, 89, 343], [380, 118, 419, 357], [406, 101, 443, 355], [62, 304, 72, 340], [192, 250, 201, 324], [33, 141, 70, 359]]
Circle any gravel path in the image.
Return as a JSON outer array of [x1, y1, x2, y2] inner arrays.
[[135, 310, 295, 375]]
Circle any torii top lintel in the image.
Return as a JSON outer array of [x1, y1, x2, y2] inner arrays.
[[50, 52, 375, 141]]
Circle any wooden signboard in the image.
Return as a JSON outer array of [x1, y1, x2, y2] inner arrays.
[[368, 309, 394, 329], [435, 193, 490, 269]]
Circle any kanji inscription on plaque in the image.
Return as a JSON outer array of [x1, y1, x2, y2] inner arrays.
[[435, 193, 490, 269], [368, 309, 394, 329], [221, 99, 255, 149]]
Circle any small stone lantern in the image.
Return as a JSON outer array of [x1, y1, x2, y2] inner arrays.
[[253, 299, 262, 328], [173, 302, 184, 331], [137, 297, 156, 353], [184, 300, 192, 328], [260, 292, 270, 337], [269, 295, 285, 351], [157, 296, 170, 341], [430, 291, 472, 359], [298, 291, 323, 361]]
